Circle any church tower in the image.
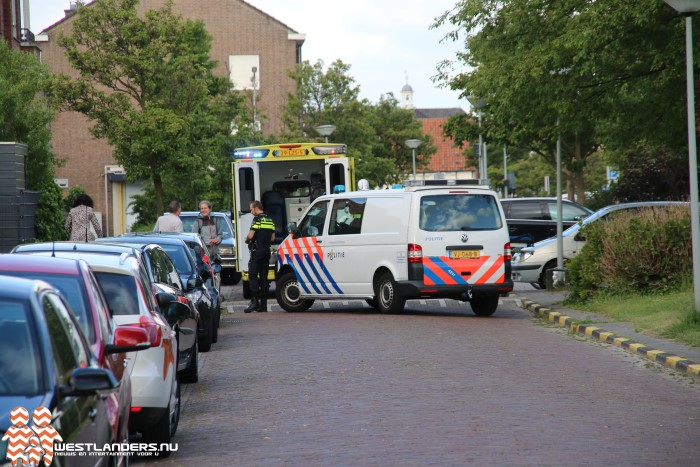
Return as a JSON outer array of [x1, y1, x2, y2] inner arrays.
[[401, 75, 414, 109]]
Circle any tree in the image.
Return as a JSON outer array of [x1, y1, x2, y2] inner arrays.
[[0, 41, 56, 190], [283, 60, 435, 187], [434, 0, 689, 202], [52, 0, 247, 216]]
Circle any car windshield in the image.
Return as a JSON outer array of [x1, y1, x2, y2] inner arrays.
[[10, 272, 94, 343], [94, 272, 140, 316], [0, 301, 42, 395], [180, 214, 233, 237]]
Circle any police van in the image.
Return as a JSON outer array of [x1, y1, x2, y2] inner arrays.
[[275, 180, 514, 316]]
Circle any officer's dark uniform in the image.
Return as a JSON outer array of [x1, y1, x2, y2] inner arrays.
[[244, 212, 275, 312]]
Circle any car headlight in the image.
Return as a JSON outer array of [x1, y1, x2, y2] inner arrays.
[[186, 289, 203, 304], [218, 246, 233, 255], [518, 249, 534, 262]]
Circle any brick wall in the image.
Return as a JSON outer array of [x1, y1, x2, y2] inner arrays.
[[419, 117, 473, 174], [39, 0, 300, 234]]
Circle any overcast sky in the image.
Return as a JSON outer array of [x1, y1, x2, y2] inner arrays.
[[29, 0, 468, 110]]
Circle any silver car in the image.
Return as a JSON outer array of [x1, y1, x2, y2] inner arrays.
[[511, 201, 688, 289]]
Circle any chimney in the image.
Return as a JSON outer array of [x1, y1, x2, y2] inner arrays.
[[64, 2, 79, 19]]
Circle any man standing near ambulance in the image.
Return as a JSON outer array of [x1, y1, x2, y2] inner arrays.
[[244, 200, 276, 312]]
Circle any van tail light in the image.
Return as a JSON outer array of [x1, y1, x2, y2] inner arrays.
[[504, 242, 512, 261], [135, 315, 162, 347], [408, 244, 423, 263]]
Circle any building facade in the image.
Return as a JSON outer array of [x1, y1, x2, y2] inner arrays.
[[34, 0, 303, 235]]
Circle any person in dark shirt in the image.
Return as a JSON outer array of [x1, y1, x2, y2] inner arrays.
[[244, 200, 276, 312]]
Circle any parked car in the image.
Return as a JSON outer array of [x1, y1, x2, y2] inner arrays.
[[511, 202, 689, 289], [500, 197, 593, 249], [98, 234, 219, 348], [0, 254, 149, 463], [11, 241, 200, 374], [179, 210, 242, 285], [10, 246, 194, 448], [0, 275, 148, 466]]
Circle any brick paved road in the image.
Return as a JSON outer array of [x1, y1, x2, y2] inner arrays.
[[138, 290, 700, 467]]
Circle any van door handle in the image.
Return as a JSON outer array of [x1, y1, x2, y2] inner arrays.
[[316, 240, 322, 244]]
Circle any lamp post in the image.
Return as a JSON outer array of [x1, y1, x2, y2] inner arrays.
[[665, 0, 700, 312], [467, 96, 487, 183], [315, 124, 336, 143], [251, 66, 258, 131], [405, 139, 422, 180]]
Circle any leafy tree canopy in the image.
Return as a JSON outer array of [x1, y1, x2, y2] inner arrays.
[[52, 0, 248, 215]]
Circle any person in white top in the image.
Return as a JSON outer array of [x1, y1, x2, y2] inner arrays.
[[154, 200, 184, 232]]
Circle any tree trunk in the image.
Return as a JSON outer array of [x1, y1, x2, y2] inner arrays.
[[153, 173, 164, 218]]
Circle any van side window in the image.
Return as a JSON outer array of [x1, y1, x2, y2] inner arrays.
[[329, 198, 366, 235], [297, 200, 329, 237], [420, 194, 503, 232]]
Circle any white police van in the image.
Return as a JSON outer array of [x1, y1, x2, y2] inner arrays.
[[275, 180, 513, 316]]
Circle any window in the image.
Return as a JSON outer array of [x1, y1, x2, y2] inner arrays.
[[0, 300, 41, 395], [329, 198, 366, 235], [420, 194, 502, 232], [45, 293, 88, 381], [507, 201, 547, 220], [297, 201, 329, 237], [95, 272, 140, 316], [548, 202, 591, 222]]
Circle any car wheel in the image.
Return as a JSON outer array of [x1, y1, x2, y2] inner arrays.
[[242, 279, 251, 299], [221, 270, 242, 286], [276, 271, 314, 312], [198, 317, 213, 352], [142, 380, 179, 456], [539, 259, 558, 289], [470, 295, 499, 316], [375, 272, 405, 314], [179, 338, 199, 383]]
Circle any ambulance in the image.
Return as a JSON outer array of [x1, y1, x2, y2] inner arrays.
[[231, 142, 354, 298], [275, 179, 513, 316]]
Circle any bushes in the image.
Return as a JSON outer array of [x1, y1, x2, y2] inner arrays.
[[567, 205, 691, 300], [34, 180, 68, 241]]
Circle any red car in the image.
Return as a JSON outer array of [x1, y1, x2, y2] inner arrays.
[[0, 254, 148, 466]]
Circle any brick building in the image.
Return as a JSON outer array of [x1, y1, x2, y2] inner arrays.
[[33, 0, 304, 234], [400, 82, 475, 180], [1, 0, 39, 53]]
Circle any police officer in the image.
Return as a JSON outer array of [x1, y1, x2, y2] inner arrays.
[[244, 200, 276, 312]]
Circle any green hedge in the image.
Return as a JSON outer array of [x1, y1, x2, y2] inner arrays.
[[567, 205, 691, 300]]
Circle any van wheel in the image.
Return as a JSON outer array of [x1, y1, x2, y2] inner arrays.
[[276, 272, 314, 312], [242, 280, 251, 299], [538, 260, 557, 289], [470, 295, 499, 316], [375, 272, 405, 314]]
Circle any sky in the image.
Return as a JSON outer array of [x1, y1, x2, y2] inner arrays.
[[28, 0, 468, 110]]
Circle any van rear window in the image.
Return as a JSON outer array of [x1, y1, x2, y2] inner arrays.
[[420, 194, 503, 232]]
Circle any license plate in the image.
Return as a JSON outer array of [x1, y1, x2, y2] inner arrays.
[[280, 148, 306, 156], [449, 250, 480, 259]]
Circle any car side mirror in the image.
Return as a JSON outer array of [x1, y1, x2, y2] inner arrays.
[[105, 326, 151, 354], [156, 291, 178, 309], [167, 301, 191, 322], [574, 233, 586, 241], [187, 277, 203, 290], [287, 221, 298, 237], [60, 368, 119, 397]]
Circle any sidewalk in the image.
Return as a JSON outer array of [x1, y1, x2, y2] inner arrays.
[[510, 287, 700, 381]]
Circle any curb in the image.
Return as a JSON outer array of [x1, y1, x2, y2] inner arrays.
[[519, 298, 700, 381]]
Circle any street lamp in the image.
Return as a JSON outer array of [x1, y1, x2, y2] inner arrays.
[[467, 96, 487, 183], [405, 139, 422, 180], [315, 124, 336, 143], [664, 0, 700, 312]]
